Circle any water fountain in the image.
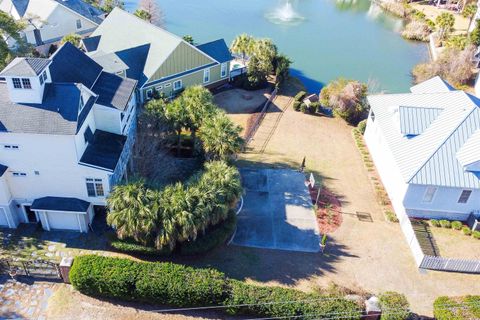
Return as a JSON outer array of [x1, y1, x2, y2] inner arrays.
[[266, 0, 304, 26]]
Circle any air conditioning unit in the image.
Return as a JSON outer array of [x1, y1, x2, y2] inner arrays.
[[467, 211, 480, 231]]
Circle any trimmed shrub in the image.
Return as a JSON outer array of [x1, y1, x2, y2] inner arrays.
[[300, 102, 308, 113], [225, 280, 362, 319], [462, 226, 472, 236], [429, 219, 441, 228], [70, 255, 229, 307], [109, 236, 173, 256], [473, 231, 480, 239], [433, 296, 480, 320], [439, 220, 451, 228], [451, 221, 463, 230], [357, 119, 367, 134], [293, 100, 301, 111], [294, 91, 307, 101], [378, 292, 410, 320], [180, 211, 237, 255]]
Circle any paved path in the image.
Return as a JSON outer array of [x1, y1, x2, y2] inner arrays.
[[0, 276, 56, 320], [232, 168, 320, 252]]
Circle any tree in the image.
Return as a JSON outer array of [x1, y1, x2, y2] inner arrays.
[[471, 20, 480, 45], [320, 78, 368, 125], [60, 33, 82, 47], [106, 181, 157, 244], [163, 96, 189, 156], [435, 12, 455, 40], [137, 0, 164, 27], [253, 38, 277, 76], [463, 3, 477, 33], [274, 54, 292, 89], [183, 35, 194, 45], [0, 12, 25, 70], [246, 55, 268, 88], [198, 112, 244, 161], [230, 34, 255, 63], [102, 0, 124, 13]]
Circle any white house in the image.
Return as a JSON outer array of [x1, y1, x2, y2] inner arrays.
[[0, 0, 104, 47], [0, 42, 137, 232], [364, 77, 480, 222]]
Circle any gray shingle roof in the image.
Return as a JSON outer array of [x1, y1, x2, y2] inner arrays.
[[49, 42, 103, 89], [89, 51, 129, 74], [53, 0, 104, 25], [92, 72, 137, 111], [196, 39, 232, 63], [0, 83, 96, 135], [31, 196, 90, 212], [0, 57, 51, 77], [79, 130, 126, 171]]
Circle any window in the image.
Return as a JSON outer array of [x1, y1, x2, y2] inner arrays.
[[146, 89, 153, 100], [86, 178, 104, 197], [173, 80, 182, 91], [458, 190, 472, 204], [203, 68, 210, 83], [422, 186, 437, 203], [42, 71, 47, 81], [39, 75, 44, 85], [4, 144, 19, 150], [84, 126, 93, 144], [21, 78, 31, 89], [370, 110, 375, 122], [0, 77, 6, 83], [155, 85, 163, 91], [12, 78, 22, 89], [221, 63, 227, 78], [164, 83, 171, 87], [76, 19, 82, 29], [34, 171, 40, 175], [12, 172, 26, 177]]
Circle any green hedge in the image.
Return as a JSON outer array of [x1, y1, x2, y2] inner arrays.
[[70, 255, 363, 319], [434, 296, 480, 320], [378, 292, 410, 320], [70, 255, 229, 307], [109, 235, 173, 256], [180, 211, 237, 255], [225, 280, 361, 319], [294, 91, 307, 101]]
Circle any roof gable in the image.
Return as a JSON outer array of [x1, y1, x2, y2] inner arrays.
[[0, 57, 51, 77], [457, 129, 480, 170], [88, 8, 215, 86], [410, 76, 454, 94], [196, 39, 232, 63], [49, 42, 103, 89], [11, 0, 29, 17], [398, 106, 443, 136]]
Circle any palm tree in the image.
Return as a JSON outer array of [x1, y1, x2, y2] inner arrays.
[[436, 12, 455, 40], [163, 96, 188, 156], [198, 113, 244, 161], [274, 54, 292, 89], [230, 34, 255, 63], [253, 38, 278, 75], [107, 181, 156, 244], [463, 3, 478, 34]]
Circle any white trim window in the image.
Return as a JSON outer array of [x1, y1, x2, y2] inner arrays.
[[21, 78, 31, 89], [76, 19, 82, 29], [86, 178, 105, 197], [173, 80, 182, 91], [12, 172, 27, 177], [203, 68, 210, 83], [221, 63, 227, 78], [12, 78, 22, 89], [145, 89, 153, 100], [422, 186, 437, 203], [458, 190, 472, 204]]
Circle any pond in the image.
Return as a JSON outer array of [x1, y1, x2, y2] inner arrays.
[[123, 0, 429, 93]]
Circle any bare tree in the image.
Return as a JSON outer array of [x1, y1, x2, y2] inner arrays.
[[138, 0, 164, 27]]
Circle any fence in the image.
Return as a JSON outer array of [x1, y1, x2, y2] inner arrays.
[[0, 258, 62, 279], [243, 88, 278, 149]]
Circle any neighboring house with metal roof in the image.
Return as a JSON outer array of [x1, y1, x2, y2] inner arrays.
[[82, 8, 232, 102], [364, 76, 480, 222], [0, 42, 137, 232], [0, 0, 104, 47]]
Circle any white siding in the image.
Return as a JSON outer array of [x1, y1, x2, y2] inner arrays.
[[93, 105, 121, 134]]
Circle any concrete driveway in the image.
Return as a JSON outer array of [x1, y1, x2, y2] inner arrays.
[[232, 168, 321, 252]]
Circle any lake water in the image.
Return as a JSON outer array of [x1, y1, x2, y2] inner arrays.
[[123, 0, 429, 93]]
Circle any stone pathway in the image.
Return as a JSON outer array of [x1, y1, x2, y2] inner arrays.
[[0, 276, 56, 320]]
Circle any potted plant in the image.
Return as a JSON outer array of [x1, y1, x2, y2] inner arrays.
[[320, 234, 327, 253]]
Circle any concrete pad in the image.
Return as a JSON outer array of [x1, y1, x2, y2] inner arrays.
[[232, 168, 321, 252]]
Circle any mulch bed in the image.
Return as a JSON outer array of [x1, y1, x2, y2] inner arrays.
[[308, 183, 343, 234]]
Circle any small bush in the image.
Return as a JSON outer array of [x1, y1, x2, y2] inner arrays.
[[294, 90, 307, 101], [433, 296, 480, 320], [429, 219, 441, 228], [385, 211, 399, 223], [473, 231, 480, 239], [451, 221, 463, 230], [462, 226, 472, 236], [180, 211, 236, 255], [225, 280, 362, 319], [293, 100, 301, 111], [378, 292, 410, 320], [439, 220, 451, 228], [300, 102, 308, 113], [310, 101, 321, 113], [109, 236, 173, 256], [357, 119, 367, 134]]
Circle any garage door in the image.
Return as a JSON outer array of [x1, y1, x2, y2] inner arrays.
[[0, 208, 8, 227], [46, 211, 80, 231]]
